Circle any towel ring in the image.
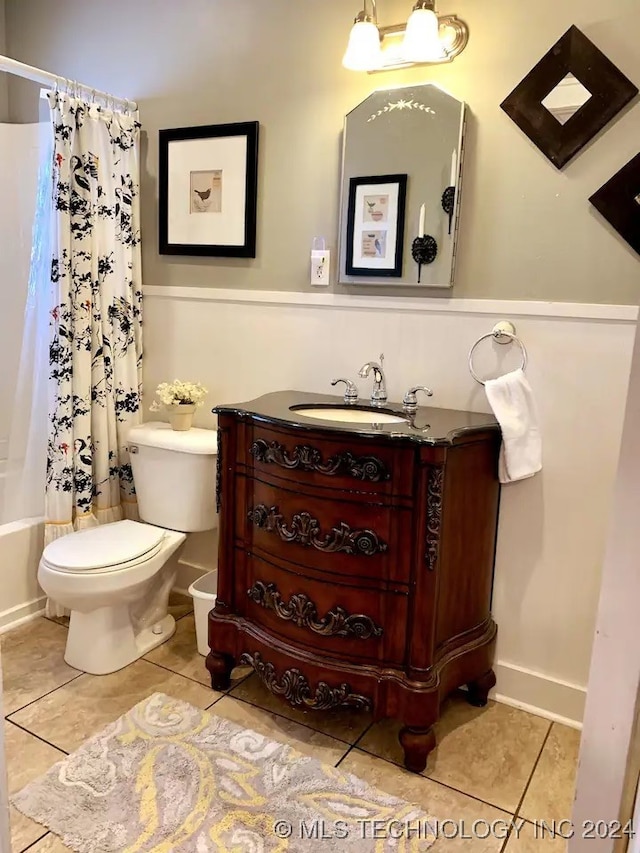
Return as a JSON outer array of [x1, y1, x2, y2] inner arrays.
[[468, 322, 528, 386]]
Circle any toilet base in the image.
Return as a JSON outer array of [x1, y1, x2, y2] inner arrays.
[[135, 614, 177, 658], [65, 608, 176, 675]]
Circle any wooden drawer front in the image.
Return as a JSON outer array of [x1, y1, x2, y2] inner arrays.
[[241, 552, 408, 664], [244, 424, 414, 499], [239, 477, 412, 583], [239, 648, 374, 713]]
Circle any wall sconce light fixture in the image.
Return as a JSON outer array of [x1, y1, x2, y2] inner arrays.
[[342, 0, 469, 73]]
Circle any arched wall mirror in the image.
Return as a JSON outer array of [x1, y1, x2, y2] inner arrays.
[[338, 82, 466, 289]]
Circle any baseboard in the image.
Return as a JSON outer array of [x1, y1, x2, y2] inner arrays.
[[0, 597, 47, 635], [174, 560, 210, 597], [493, 660, 585, 729]]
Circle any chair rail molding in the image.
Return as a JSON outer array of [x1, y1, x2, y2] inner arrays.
[[143, 286, 638, 323]]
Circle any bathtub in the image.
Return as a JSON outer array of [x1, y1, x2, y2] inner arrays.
[[0, 120, 47, 633], [0, 471, 45, 631]]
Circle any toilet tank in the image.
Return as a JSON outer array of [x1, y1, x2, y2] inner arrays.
[[127, 422, 218, 533]]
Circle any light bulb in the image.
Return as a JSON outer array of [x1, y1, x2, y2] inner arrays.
[[402, 5, 446, 63], [343, 17, 382, 71]]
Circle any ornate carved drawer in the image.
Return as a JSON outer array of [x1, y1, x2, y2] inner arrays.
[[239, 551, 408, 665], [243, 423, 413, 499], [237, 476, 412, 584]]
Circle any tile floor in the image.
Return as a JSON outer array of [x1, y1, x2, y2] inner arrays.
[[2, 598, 580, 852]]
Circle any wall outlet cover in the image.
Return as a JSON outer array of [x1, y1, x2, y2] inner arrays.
[[311, 249, 330, 286]]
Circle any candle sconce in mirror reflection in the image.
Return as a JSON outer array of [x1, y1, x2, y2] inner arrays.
[[412, 201, 438, 283], [411, 234, 438, 282], [441, 186, 455, 234], [441, 148, 458, 235]]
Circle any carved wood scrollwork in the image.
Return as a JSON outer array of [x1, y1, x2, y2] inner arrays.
[[216, 427, 223, 513], [249, 439, 391, 482], [247, 504, 388, 557], [247, 580, 383, 639], [425, 465, 444, 571], [239, 651, 372, 711]]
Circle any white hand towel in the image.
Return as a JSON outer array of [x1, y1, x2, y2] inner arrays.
[[484, 368, 542, 484]]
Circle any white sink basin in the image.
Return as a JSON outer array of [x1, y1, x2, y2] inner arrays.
[[293, 407, 407, 425]]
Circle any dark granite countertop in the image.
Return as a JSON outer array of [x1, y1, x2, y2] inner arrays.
[[214, 391, 499, 446]]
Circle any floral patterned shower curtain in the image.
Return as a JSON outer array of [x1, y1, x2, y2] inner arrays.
[[45, 91, 142, 549]]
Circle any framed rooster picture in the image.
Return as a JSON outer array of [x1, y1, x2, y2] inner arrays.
[[159, 121, 259, 257]]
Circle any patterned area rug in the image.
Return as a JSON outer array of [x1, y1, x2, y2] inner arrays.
[[12, 692, 436, 851]]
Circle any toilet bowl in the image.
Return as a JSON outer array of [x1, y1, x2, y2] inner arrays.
[[39, 521, 186, 673], [37, 423, 218, 675]]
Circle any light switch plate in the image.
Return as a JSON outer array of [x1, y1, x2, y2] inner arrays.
[[311, 250, 330, 286]]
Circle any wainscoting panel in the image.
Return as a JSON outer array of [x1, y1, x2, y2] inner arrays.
[[144, 286, 638, 725]]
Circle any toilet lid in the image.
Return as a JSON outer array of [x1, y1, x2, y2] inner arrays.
[[42, 520, 166, 572]]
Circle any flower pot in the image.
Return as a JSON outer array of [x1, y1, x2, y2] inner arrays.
[[168, 403, 196, 431], [370, 211, 384, 221]]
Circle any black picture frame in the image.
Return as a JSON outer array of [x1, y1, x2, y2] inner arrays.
[[590, 152, 640, 256], [501, 26, 638, 170], [159, 121, 259, 257], [345, 174, 407, 277]]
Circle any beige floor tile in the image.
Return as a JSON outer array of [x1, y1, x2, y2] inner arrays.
[[5, 721, 66, 853], [9, 659, 220, 753], [342, 749, 513, 853], [44, 615, 69, 628], [144, 614, 209, 685], [1, 618, 80, 715], [358, 718, 414, 765], [24, 832, 73, 852], [359, 695, 550, 813], [144, 614, 251, 690], [168, 590, 194, 621], [504, 820, 568, 852], [519, 723, 581, 823], [231, 673, 372, 744], [211, 695, 349, 764]]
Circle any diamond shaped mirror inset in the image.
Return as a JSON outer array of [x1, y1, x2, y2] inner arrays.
[[541, 73, 592, 126], [501, 26, 638, 169]]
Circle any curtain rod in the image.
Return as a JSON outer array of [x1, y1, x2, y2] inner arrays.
[[0, 54, 137, 112]]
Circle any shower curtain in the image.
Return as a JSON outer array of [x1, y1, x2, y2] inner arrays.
[[45, 91, 143, 555]]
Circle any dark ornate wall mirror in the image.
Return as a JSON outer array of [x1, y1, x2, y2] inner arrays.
[[338, 83, 466, 289], [590, 153, 640, 256], [501, 26, 638, 169]]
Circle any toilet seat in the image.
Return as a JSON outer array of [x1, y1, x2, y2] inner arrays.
[[42, 520, 166, 574]]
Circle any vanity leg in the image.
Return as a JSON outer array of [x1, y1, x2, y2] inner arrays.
[[206, 650, 235, 691], [466, 669, 496, 708], [399, 726, 437, 774]]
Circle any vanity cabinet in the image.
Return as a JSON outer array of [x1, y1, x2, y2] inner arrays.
[[207, 392, 501, 772]]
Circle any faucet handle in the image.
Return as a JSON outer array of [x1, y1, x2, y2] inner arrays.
[[402, 385, 433, 412], [331, 378, 359, 403]]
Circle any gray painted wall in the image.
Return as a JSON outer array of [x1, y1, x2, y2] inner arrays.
[[4, 0, 640, 303]]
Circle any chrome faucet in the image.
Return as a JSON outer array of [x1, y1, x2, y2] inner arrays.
[[331, 377, 359, 403], [358, 354, 387, 405], [402, 385, 433, 413]]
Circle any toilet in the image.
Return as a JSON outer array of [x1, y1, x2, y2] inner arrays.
[[37, 422, 218, 675]]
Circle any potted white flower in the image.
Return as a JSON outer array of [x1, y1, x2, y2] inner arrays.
[[149, 380, 208, 431]]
